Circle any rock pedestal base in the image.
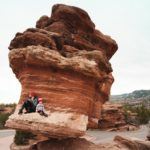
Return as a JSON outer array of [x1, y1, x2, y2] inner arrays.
[[6, 106, 88, 138]]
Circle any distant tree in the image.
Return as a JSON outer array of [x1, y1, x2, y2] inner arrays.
[[123, 103, 150, 125], [0, 103, 16, 129], [0, 113, 10, 129], [135, 105, 150, 124]]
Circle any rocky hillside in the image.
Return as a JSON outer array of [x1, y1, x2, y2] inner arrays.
[[110, 90, 150, 109], [111, 90, 150, 101]]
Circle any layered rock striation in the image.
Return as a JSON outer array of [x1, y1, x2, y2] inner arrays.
[[6, 4, 118, 137], [99, 102, 139, 131], [98, 102, 126, 130]]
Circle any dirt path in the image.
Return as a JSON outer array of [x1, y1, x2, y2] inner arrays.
[[0, 135, 14, 150], [0, 130, 15, 138], [0, 130, 15, 150], [0, 126, 148, 149], [86, 125, 148, 144]]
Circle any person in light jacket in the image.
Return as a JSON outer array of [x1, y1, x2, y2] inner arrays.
[[36, 98, 48, 117]]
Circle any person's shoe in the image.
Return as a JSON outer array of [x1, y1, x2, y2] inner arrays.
[[44, 114, 48, 117], [18, 110, 22, 115]]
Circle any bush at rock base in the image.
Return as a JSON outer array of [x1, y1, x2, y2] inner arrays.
[[14, 130, 36, 145], [0, 103, 16, 129], [0, 113, 10, 129]]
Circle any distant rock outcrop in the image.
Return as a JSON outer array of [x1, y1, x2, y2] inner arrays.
[[6, 4, 117, 138], [99, 102, 138, 131], [111, 90, 150, 107], [114, 135, 150, 150], [99, 102, 126, 130]]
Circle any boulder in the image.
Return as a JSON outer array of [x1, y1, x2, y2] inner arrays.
[[11, 135, 150, 150], [98, 102, 126, 130], [9, 4, 118, 59], [6, 4, 118, 138], [114, 135, 150, 150], [98, 102, 139, 131], [11, 138, 123, 150]]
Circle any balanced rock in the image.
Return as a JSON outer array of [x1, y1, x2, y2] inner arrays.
[[6, 4, 117, 138]]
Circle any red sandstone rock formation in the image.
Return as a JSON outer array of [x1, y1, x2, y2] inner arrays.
[[114, 135, 150, 150], [6, 4, 117, 138], [98, 102, 126, 130], [11, 135, 150, 150], [11, 138, 123, 150], [98, 102, 139, 131]]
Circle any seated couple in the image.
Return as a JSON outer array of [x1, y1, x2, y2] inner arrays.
[[18, 92, 48, 117]]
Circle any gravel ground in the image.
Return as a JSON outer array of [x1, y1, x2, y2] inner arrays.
[[0, 130, 15, 150], [0, 125, 148, 150], [86, 125, 148, 144]]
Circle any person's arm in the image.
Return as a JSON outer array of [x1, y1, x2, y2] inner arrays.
[[42, 104, 45, 112], [36, 104, 39, 112], [33, 96, 38, 106]]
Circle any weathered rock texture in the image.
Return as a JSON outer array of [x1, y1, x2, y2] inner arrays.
[[6, 4, 117, 137], [114, 135, 150, 150], [98, 102, 139, 131], [8, 106, 87, 138], [10, 138, 124, 150], [99, 102, 126, 130], [11, 135, 150, 150]]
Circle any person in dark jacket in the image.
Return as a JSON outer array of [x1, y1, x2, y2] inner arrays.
[[18, 92, 38, 114]]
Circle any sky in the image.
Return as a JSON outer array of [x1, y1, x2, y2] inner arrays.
[[0, 0, 150, 103]]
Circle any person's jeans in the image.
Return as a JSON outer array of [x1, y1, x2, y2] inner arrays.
[[19, 100, 35, 114]]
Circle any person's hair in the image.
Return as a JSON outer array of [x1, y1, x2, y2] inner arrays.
[[29, 91, 35, 97]]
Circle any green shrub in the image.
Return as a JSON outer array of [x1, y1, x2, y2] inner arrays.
[[14, 130, 36, 145], [0, 104, 5, 110], [135, 105, 150, 124], [0, 103, 16, 129], [0, 103, 16, 112], [123, 103, 150, 125], [5, 103, 16, 108], [0, 113, 10, 129]]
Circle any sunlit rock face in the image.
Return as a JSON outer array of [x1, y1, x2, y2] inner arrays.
[[6, 4, 117, 137]]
